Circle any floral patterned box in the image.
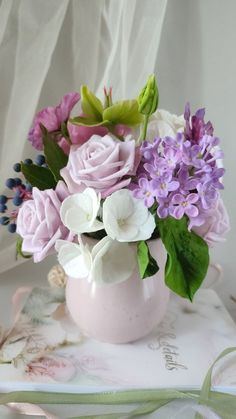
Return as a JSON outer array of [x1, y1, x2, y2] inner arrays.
[[0, 287, 236, 394]]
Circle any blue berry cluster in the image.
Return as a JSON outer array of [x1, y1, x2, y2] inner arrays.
[[0, 156, 45, 234]]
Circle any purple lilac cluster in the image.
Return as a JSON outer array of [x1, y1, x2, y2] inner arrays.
[[133, 104, 224, 228]]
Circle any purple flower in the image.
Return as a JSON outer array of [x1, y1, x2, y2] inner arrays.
[[196, 182, 218, 209], [182, 144, 205, 168], [184, 103, 214, 144], [203, 167, 225, 190], [144, 157, 168, 179], [163, 147, 182, 169], [141, 138, 160, 162], [177, 167, 199, 193], [163, 132, 185, 151], [132, 103, 226, 224], [170, 193, 199, 219], [152, 172, 179, 198], [157, 197, 171, 218], [133, 178, 157, 207], [28, 92, 80, 150]]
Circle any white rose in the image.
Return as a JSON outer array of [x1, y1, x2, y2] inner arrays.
[[145, 109, 185, 141]]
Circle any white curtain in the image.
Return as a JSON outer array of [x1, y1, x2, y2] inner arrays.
[[0, 0, 235, 319], [0, 0, 168, 274]]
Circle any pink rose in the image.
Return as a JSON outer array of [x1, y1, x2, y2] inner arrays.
[[16, 181, 73, 262], [192, 198, 230, 246], [61, 134, 141, 197], [28, 92, 80, 150]]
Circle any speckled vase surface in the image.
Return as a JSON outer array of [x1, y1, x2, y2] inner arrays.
[[66, 238, 170, 344]]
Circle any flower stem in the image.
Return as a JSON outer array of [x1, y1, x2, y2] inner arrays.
[[139, 115, 149, 143]]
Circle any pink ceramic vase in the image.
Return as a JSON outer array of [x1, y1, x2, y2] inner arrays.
[[66, 238, 170, 344]]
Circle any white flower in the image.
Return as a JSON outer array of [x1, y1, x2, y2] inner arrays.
[[60, 188, 103, 234], [91, 236, 136, 285], [55, 236, 136, 286], [103, 189, 155, 242], [146, 109, 185, 141], [55, 240, 92, 279]]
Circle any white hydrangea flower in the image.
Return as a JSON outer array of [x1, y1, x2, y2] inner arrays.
[[55, 240, 92, 279], [103, 189, 155, 242], [91, 236, 136, 285], [60, 188, 103, 234]]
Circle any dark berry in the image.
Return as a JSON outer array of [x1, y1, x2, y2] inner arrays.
[[14, 177, 22, 186], [8, 223, 16, 233], [35, 154, 46, 166], [13, 163, 21, 172], [14, 190, 21, 198], [13, 196, 23, 206], [0, 204, 7, 213], [0, 216, 9, 225], [5, 178, 16, 189], [24, 158, 33, 165], [26, 183, 32, 192], [0, 195, 7, 204]]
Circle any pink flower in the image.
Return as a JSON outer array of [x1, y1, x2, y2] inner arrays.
[[26, 355, 76, 382], [16, 181, 73, 262], [61, 134, 141, 198], [59, 123, 132, 155], [190, 198, 230, 246], [68, 122, 108, 146], [28, 92, 80, 150]]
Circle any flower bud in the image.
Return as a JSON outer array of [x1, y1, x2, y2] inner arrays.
[[138, 74, 159, 116]]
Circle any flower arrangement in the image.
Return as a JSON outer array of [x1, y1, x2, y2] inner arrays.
[[0, 75, 229, 301]]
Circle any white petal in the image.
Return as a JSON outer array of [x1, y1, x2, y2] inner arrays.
[[127, 198, 149, 225], [133, 212, 156, 241], [60, 188, 103, 234], [103, 189, 155, 242], [91, 237, 136, 285], [55, 239, 68, 252], [56, 241, 92, 278]]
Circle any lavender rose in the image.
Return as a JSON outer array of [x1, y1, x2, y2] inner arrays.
[[61, 134, 141, 197], [16, 182, 73, 262], [190, 198, 230, 246], [28, 92, 80, 151]]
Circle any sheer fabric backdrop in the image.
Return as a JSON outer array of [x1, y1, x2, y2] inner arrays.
[[0, 0, 235, 317], [0, 0, 167, 273]]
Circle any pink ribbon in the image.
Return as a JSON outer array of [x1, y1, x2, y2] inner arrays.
[[7, 402, 58, 418], [12, 286, 33, 323]]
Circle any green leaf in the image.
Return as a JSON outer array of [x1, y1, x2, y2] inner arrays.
[[16, 236, 32, 260], [70, 116, 110, 127], [103, 100, 143, 127], [157, 216, 209, 301], [137, 240, 159, 279], [81, 85, 103, 121], [21, 163, 57, 190], [41, 125, 68, 182]]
